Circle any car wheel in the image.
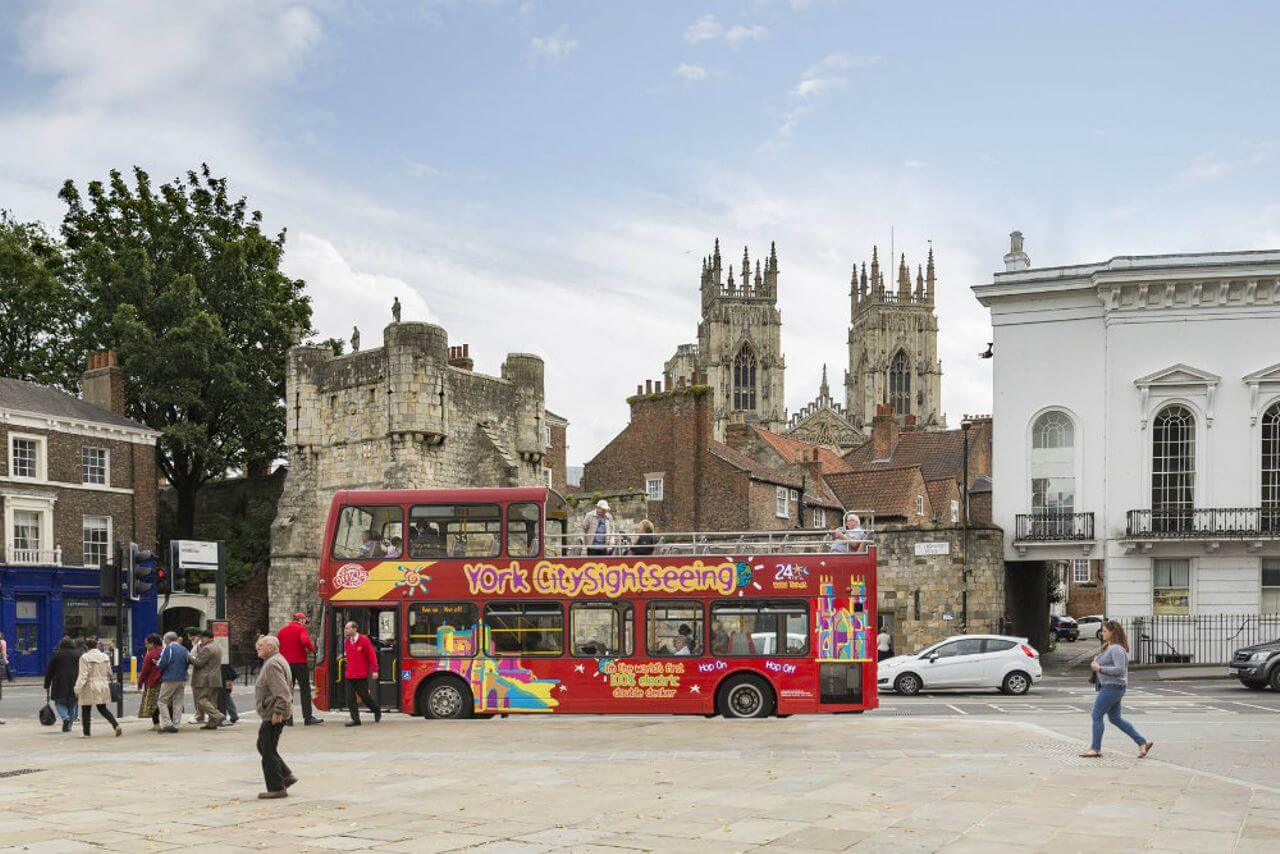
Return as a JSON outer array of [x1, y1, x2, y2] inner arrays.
[[422, 677, 474, 719], [894, 672, 922, 696], [1096, 630, 1103, 641], [1240, 679, 1266, 691], [1002, 671, 1031, 695], [718, 674, 775, 718], [1270, 666, 1280, 692]]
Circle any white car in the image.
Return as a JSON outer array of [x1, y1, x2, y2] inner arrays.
[[878, 634, 1042, 695], [1075, 614, 1106, 641]]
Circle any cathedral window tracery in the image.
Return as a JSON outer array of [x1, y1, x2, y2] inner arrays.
[[733, 344, 758, 411], [888, 350, 911, 416]]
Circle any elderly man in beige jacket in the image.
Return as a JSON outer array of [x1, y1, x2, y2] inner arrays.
[[189, 630, 225, 729], [254, 635, 297, 799]]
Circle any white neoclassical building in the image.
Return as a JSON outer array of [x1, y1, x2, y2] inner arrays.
[[974, 235, 1280, 661]]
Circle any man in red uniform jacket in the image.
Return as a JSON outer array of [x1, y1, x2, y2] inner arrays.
[[342, 621, 381, 726], [277, 614, 323, 726]]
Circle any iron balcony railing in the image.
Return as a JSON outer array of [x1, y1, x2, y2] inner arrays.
[[1014, 512, 1095, 542], [1119, 613, 1280, 665], [1125, 507, 1280, 538]]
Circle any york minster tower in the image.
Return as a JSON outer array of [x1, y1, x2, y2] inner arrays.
[[844, 246, 945, 430], [664, 239, 786, 440]]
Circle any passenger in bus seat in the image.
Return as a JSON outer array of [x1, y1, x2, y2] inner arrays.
[[671, 635, 692, 656], [411, 522, 447, 558], [629, 520, 657, 556], [385, 537, 402, 559], [830, 512, 868, 553], [710, 622, 730, 655], [357, 530, 382, 558]]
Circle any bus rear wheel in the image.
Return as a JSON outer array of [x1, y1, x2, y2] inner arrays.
[[421, 677, 474, 720], [718, 674, 775, 719]]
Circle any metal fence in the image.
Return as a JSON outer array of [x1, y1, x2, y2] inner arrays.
[[1119, 613, 1280, 665], [1014, 512, 1094, 542], [1125, 507, 1280, 538]]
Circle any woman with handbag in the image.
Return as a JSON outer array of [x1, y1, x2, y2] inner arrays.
[[74, 637, 121, 738], [44, 637, 81, 732], [1080, 620, 1153, 758], [137, 634, 164, 731]]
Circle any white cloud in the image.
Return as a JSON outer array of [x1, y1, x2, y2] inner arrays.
[[683, 14, 722, 44], [767, 52, 880, 149], [528, 28, 578, 65], [1177, 146, 1269, 183], [674, 63, 710, 82], [792, 77, 840, 98], [405, 159, 445, 178], [682, 14, 766, 47], [725, 24, 768, 44]]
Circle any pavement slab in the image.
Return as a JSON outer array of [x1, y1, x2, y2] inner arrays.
[[0, 710, 1270, 852]]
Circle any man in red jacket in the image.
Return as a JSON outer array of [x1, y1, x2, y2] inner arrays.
[[278, 614, 323, 726], [342, 621, 381, 727]]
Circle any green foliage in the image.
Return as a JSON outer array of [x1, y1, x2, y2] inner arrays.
[[1047, 564, 1064, 605], [0, 212, 83, 389], [319, 336, 345, 356], [58, 165, 312, 536]]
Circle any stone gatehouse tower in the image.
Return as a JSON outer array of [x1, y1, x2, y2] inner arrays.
[[664, 239, 786, 441], [268, 322, 547, 627], [845, 246, 945, 431]]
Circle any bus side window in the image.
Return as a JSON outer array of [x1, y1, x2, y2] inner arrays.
[[409, 504, 502, 558], [646, 602, 703, 658], [571, 602, 633, 658], [408, 603, 477, 658], [332, 505, 404, 560], [485, 603, 563, 656], [507, 502, 541, 557]]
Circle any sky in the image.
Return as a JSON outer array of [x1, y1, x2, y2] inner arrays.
[[3, 1, 1279, 467]]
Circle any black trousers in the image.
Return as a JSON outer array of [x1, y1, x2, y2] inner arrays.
[[290, 663, 313, 720], [81, 704, 118, 735], [257, 720, 292, 792], [346, 677, 379, 722]]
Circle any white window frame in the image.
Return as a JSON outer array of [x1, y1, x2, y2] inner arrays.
[[950, 499, 960, 524], [82, 515, 112, 568], [544, 425, 553, 449], [1153, 558, 1191, 615], [82, 446, 110, 486], [775, 486, 789, 519], [915, 495, 925, 517], [1263, 558, 1280, 614], [3, 494, 56, 564], [8, 432, 48, 482], [542, 467, 554, 488], [812, 507, 826, 529], [1071, 559, 1091, 584], [645, 474, 664, 502]]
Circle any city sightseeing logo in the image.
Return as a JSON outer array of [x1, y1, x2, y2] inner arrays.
[[333, 563, 370, 589]]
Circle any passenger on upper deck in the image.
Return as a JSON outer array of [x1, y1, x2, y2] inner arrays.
[[829, 512, 868, 554], [581, 500, 617, 557], [629, 519, 657, 557], [410, 522, 448, 558]]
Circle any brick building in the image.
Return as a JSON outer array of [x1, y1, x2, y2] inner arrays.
[[269, 321, 555, 629], [580, 377, 841, 538], [0, 352, 160, 675]]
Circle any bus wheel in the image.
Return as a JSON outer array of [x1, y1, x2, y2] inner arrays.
[[718, 674, 775, 719], [422, 677, 474, 720]]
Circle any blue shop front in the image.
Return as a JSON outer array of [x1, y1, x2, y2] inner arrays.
[[1, 563, 158, 677]]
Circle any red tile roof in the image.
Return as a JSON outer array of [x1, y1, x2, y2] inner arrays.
[[825, 465, 926, 520], [750, 426, 853, 475], [842, 424, 986, 483]]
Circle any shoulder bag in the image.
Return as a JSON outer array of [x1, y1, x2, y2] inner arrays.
[[39, 692, 57, 726]]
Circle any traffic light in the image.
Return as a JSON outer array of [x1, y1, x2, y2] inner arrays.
[[128, 542, 157, 601], [171, 557, 187, 595], [99, 543, 123, 598]]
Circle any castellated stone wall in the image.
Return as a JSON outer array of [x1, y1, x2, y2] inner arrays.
[[268, 322, 547, 628]]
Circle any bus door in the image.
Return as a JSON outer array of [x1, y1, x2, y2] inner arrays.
[[331, 606, 401, 710]]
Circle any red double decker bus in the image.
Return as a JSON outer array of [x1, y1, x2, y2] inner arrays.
[[312, 487, 877, 718]]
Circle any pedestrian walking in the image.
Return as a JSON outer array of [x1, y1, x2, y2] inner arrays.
[[137, 634, 163, 731], [44, 637, 81, 732], [253, 635, 297, 799], [155, 631, 190, 733], [341, 621, 381, 726], [218, 661, 240, 726], [876, 626, 893, 661], [74, 637, 121, 738], [278, 613, 324, 726], [1080, 620, 1154, 759], [190, 629, 225, 729]]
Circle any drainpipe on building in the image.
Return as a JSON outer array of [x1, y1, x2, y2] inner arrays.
[[961, 419, 972, 633]]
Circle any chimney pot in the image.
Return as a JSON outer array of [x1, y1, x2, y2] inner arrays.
[[637, 384, 644, 395], [645, 379, 653, 394]]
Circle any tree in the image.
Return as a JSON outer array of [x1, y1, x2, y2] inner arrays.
[[0, 212, 83, 389], [59, 165, 312, 537]]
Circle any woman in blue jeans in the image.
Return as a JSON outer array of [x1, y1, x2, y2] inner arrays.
[[1080, 620, 1155, 758]]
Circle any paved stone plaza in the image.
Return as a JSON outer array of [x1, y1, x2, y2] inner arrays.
[[1, 699, 1276, 853]]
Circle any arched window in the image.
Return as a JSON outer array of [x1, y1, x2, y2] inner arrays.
[[1030, 411, 1075, 536], [1152, 405, 1196, 533], [732, 344, 757, 411], [1263, 402, 1280, 534], [888, 351, 910, 416]]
